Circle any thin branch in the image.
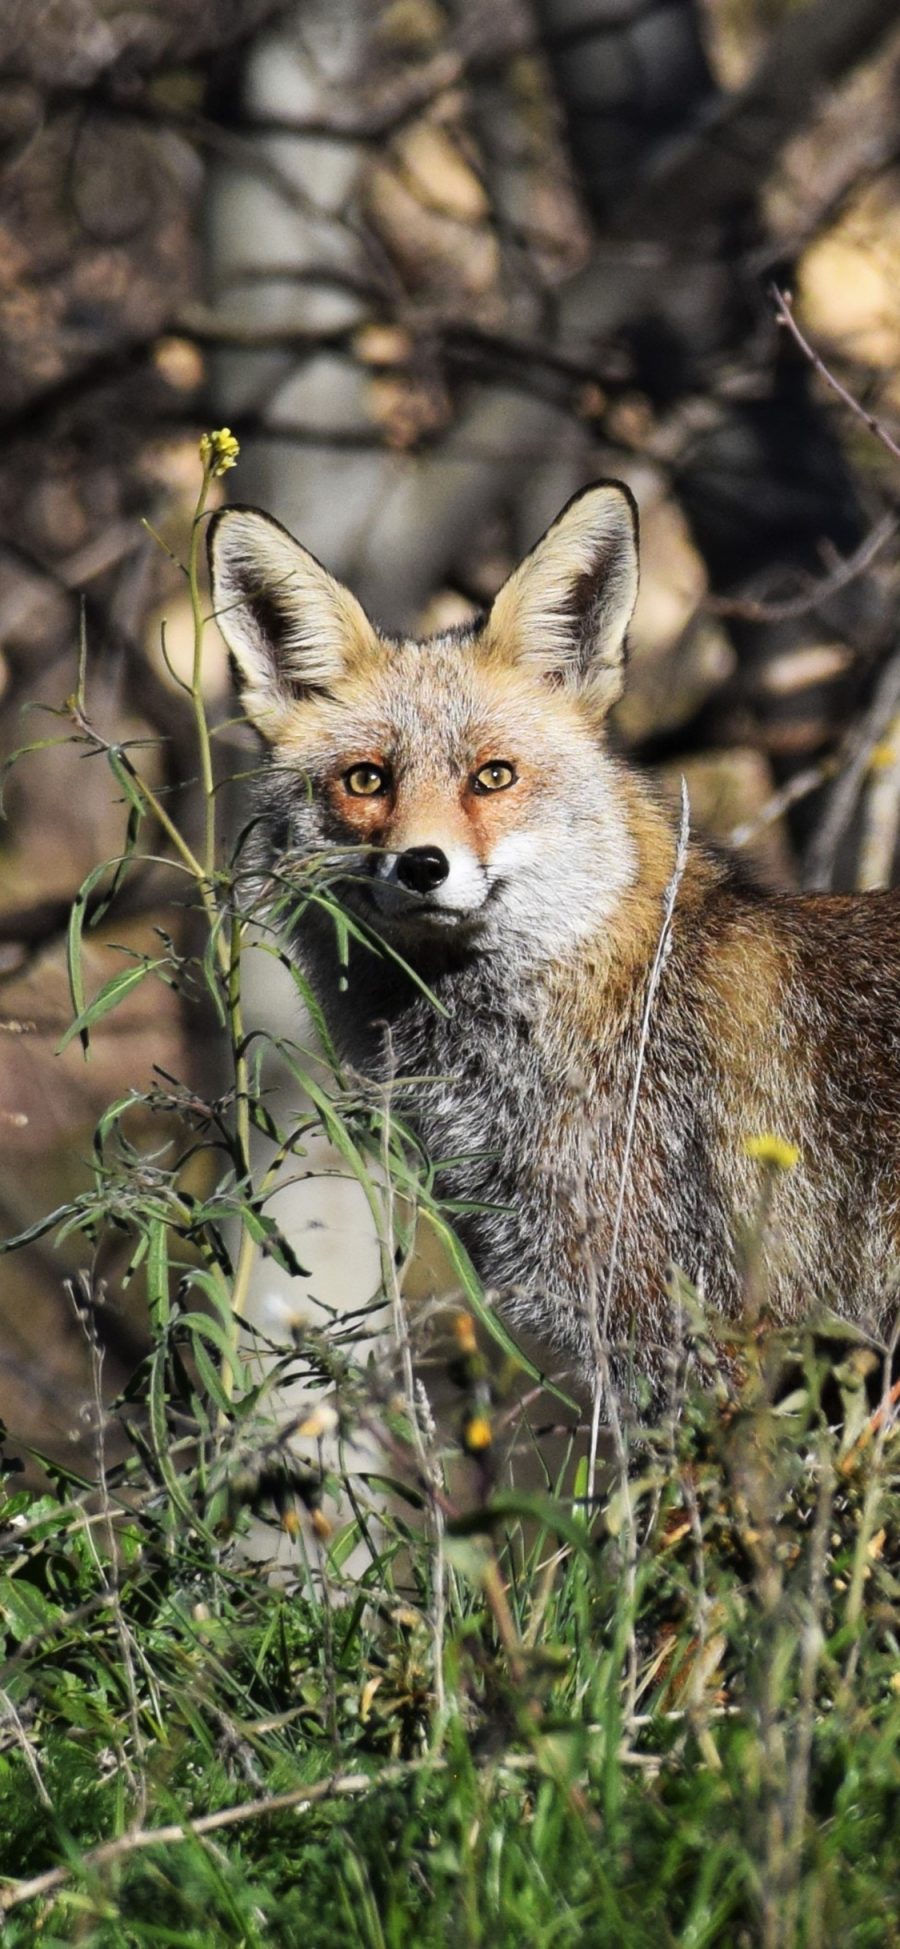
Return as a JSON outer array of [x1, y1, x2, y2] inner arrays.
[[857, 710, 900, 890], [0, 1696, 51, 1810], [1, 1721, 664, 1917], [115, 16, 530, 147], [803, 638, 900, 888], [707, 513, 897, 625], [0, 1758, 443, 1915], [772, 284, 900, 467], [728, 757, 836, 855], [623, 0, 898, 236]]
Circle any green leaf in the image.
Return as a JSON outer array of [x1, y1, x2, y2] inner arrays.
[[0, 1574, 62, 1642], [106, 743, 151, 817], [240, 1206, 311, 1279], [422, 1210, 578, 1411], [305, 886, 449, 1016], [67, 855, 146, 1053], [182, 1266, 236, 1334], [201, 906, 229, 1026], [327, 1518, 365, 1574], [56, 955, 169, 1055], [147, 1345, 214, 1541], [147, 1216, 170, 1328], [191, 1334, 234, 1416], [276, 948, 341, 1067], [177, 1311, 241, 1378], [66, 893, 88, 1035], [275, 1053, 385, 1243], [0, 1204, 70, 1255], [94, 1090, 141, 1149], [572, 1453, 591, 1525]]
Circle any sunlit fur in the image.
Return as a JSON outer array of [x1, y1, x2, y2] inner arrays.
[[210, 486, 900, 1399]]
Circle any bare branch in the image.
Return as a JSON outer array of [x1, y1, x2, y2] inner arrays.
[[623, 0, 899, 235], [804, 639, 900, 889], [728, 759, 837, 855], [0, 1759, 441, 1914], [707, 514, 898, 626], [772, 285, 900, 468]]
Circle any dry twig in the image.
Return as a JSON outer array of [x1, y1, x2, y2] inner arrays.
[[772, 284, 900, 467], [707, 513, 897, 625]]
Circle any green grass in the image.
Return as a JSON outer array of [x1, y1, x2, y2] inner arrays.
[[2, 1309, 899, 1947], [1, 436, 899, 1947]]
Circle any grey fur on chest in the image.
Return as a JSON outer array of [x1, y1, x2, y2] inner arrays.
[[315, 936, 732, 1388]]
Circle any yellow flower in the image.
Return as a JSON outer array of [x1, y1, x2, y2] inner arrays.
[[199, 427, 240, 477], [294, 1402, 339, 1442], [453, 1311, 478, 1356], [744, 1133, 801, 1170], [464, 1413, 492, 1452]]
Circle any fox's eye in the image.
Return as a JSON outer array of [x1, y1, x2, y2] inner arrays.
[[472, 761, 516, 795], [344, 762, 388, 797]]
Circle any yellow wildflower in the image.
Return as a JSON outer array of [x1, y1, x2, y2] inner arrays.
[[464, 1413, 492, 1452], [199, 427, 240, 477], [744, 1133, 801, 1170], [453, 1311, 478, 1356]]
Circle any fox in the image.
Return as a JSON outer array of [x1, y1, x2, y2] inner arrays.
[[208, 483, 900, 1398]]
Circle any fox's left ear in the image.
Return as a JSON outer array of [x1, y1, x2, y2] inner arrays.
[[208, 505, 378, 740], [484, 482, 638, 714]]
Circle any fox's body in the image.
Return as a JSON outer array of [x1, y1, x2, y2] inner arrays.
[[211, 486, 900, 1391]]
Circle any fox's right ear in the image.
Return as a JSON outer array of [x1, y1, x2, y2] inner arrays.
[[208, 507, 378, 739], [483, 482, 639, 715]]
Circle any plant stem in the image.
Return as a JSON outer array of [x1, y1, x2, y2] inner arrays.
[[219, 909, 257, 1403], [189, 463, 217, 880]]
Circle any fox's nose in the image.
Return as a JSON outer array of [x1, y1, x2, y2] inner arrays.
[[396, 845, 450, 894]]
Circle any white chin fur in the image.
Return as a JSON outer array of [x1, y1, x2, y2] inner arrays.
[[485, 825, 636, 953]]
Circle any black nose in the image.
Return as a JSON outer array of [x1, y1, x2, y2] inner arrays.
[[396, 846, 450, 894]]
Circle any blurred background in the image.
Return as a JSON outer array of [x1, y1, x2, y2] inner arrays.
[[2, 0, 900, 1466]]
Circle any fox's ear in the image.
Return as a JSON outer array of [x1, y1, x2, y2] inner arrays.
[[208, 506, 378, 739], [484, 482, 638, 714]]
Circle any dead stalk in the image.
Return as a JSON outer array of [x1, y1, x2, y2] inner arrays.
[[377, 1038, 447, 1725], [583, 779, 690, 1726]]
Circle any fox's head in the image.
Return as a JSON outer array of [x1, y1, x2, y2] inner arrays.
[[209, 483, 640, 960]]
